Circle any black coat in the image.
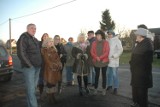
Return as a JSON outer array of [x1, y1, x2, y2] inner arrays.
[[129, 38, 153, 88], [17, 32, 42, 68]]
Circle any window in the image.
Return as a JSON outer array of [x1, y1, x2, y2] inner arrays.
[[0, 46, 7, 57]]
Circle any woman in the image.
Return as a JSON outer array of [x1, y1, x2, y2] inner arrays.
[[130, 28, 153, 107], [72, 33, 90, 96], [41, 38, 62, 103], [106, 30, 123, 94], [91, 30, 109, 96], [38, 33, 49, 97], [54, 35, 67, 94], [64, 37, 75, 86]]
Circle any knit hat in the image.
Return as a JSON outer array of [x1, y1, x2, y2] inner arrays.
[[134, 28, 148, 37], [107, 30, 116, 37]]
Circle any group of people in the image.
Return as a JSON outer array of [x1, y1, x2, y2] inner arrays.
[[17, 23, 153, 107]]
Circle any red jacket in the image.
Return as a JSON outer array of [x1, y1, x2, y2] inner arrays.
[[91, 40, 110, 63]]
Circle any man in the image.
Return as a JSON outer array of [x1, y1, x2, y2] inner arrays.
[[106, 30, 123, 94], [130, 28, 153, 107], [87, 30, 96, 86], [17, 24, 42, 107]]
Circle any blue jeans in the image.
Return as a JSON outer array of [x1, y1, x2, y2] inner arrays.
[[88, 66, 95, 84], [23, 67, 40, 107], [66, 66, 74, 82], [107, 67, 119, 88]]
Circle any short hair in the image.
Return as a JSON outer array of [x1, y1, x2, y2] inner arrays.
[[137, 24, 148, 29], [95, 30, 106, 40], [54, 35, 60, 39], [27, 23, 36, 29], [88, 30, 94, 34], [68, 37, 73, 41]]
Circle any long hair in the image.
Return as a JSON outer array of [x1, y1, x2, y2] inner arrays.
[[77, 33, 86, 42], [42, 38, 57, 52], [41, 33, 49, 42]]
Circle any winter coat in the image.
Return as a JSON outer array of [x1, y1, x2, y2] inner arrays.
[[108, 36, 123, 67], [17, 32, 42, 68], [91, 40, 110, 66], [87, 37, 96, 66], [64, 42, 75, 66], [72, 41, 90, 76], [41, 47, 62, 85], [129, 38, 153, 88]]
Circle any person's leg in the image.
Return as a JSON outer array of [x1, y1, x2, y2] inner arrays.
[[107, 67, 113, 90], [35, 67, 41, 87], [77, 75, 83, 96], [91, 66, 95, 85], [23, 67, 38, 107], [131, 86, 139, 106], [112, 67, 119, 94], [66, 66, 70, 83], [83, 75, 90, 94], [102, 66, 107, 89], [58, 68, 63, 94], [88, 66, 92, 84], [138, 88, 148, 107], [38, 69, 44, 95], [94, 67, 100, 89]]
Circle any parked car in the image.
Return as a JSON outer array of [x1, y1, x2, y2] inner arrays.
[[0, 44, 13, 81]]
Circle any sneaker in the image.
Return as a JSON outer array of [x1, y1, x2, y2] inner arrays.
[[102, 89, 106, 96], [130, 102, 139, 107], [106, 86, 112, 91], [113, 88, 118, 95], [93, 89, 97, 95]]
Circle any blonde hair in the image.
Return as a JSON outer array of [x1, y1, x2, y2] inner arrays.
[[42, 38, 57, 51], [77, 33, 86, 42]]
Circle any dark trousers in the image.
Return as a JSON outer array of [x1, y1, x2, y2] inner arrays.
[[94, 66, 107, 89], [132, 86, 148, 107]]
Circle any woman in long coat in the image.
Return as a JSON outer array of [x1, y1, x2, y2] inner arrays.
[[72, 33, 90, 96], [41, 38, 62, 103], [130, 28, 153, 107]]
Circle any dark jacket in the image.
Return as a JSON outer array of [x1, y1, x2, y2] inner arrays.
[[129, 38, 153, 88], [72, 41, 90, 75], [55, 43, 67, 66], [17, 32, 42, 68]]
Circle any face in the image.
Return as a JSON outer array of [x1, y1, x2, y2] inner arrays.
[[96, 34, 102, 41], [47, 41, 54, 47], [79, 36, 85, 43], [54, 37, 60, 44], [136, 35, 144, 42], [87, 33, 94, 39], [69, 38, 74, 43], [27, 25, 36, 36], [107, 33, 113, 39], [42, 34, 49, 41]]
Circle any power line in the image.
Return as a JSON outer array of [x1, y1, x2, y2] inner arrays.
[[12, 0, 76, 20], [0, 19, 8, 26]]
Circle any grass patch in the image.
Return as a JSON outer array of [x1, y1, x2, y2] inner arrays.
[[120, 51, 160, 68]]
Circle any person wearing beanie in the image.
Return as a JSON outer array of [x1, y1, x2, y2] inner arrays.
[[91, 30, 110, 95], [106, 30, 123, 94], [130, 28, 153, 107], [72, 33, 90, 96]]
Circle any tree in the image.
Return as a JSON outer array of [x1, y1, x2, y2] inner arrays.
[[100, 9, 115, 31]]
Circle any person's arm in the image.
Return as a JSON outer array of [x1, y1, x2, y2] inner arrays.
[[90, 42, 97, 60], [113, 40, 123, 58], [18, 35, 32, 67]]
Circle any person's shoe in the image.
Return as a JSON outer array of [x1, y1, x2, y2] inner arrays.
[[113, 88, 118, 95], [85, 87, 90, 94], [106, 86, 112, 91], [79, 88, 83, 96], [102, 89, 106, 96], [130, 102, 139, 107], [93, 89, 97, 95]]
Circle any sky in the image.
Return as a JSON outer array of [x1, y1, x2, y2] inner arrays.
[[0, 0, 160, 42]]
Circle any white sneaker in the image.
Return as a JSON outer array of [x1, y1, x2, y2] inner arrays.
[[102, 89, 106, 96], [93, 89, 97, 95]]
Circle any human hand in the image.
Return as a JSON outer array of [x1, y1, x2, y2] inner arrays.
[[96, 57, 100, 62]]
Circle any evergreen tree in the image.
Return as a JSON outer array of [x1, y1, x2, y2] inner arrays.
[[100, 9, 115, 31]]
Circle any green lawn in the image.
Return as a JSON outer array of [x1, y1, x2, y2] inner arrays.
[[120, 51, 160, 68]]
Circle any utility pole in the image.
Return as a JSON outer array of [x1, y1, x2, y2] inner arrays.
[[9, 18, 12, 54]]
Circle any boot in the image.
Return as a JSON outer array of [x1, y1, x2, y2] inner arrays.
[[58, 81, 62, 94], [106, 86, 112, 91], [83, 76, 90, 94], [51, 93, 57, 104], [38, 84, 44, 101], [77, 76, 83, 96]]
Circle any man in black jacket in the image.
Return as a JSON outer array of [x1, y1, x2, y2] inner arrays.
[[17, 23, 42, 107], [130, 28, 153, 107]]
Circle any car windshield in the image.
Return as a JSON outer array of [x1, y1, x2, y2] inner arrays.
[[0, 46, 7, 57]]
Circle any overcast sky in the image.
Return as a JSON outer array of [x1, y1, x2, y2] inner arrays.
[[0, 0, 160, 42]]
